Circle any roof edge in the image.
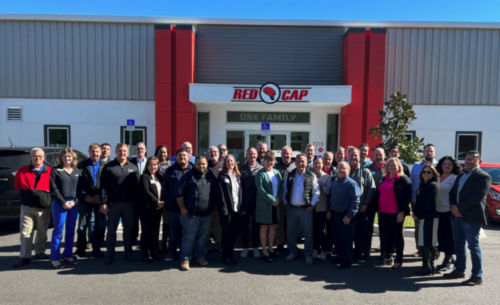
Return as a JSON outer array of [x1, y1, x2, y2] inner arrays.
[[2, 14, 500, 29]]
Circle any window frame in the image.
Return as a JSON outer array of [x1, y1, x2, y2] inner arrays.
[[44, 125, 71, 148], [455, 131, 482, 161]]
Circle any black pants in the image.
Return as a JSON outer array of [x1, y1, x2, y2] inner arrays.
[[313, 211, 328, 252], [437, 211, 454, 255], [365, 209, 377, 254], [76, 202, 106, 252], [106, 202, 135, 257], [331, 212, 356, 267], [353, 210, 370, 258], [241, 210, 260, 248], [379, 212, 404, 263], [140, 208, 162, 259], [220, 211, 239, 260]]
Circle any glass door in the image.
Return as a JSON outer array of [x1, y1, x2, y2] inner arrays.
[[270, 134, 287, 151], [248, 133, 267, 149], [245, 131, 290, 151]]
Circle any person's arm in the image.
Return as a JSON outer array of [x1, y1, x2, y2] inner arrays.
[[309, 174, 320, 209], [176, 174, 188, 216], [345, 182, 361, 221], [49, 169, 67, 207], [458, 172, 491, 215], [99, 165, 109, 215], [217, 175, 229, 216]]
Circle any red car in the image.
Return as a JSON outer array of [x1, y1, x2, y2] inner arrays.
[[480, 163, 500, 222]]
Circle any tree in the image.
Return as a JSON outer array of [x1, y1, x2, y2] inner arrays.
[[368, 91, 424, 164]]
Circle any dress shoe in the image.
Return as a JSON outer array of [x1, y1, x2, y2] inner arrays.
[[462, 276, 482, 286], [63, 257, 78, 266], [443, 270, 466, 279], [12, 258, 31, 268], [34, 253, 49, 259], [196, 257, 208, 266], [51, 260, 63, 269], [391, 262, 403, 270], [285, 253, 297, 261]]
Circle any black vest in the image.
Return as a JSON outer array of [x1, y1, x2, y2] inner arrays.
[[286, 168, 314, 206]]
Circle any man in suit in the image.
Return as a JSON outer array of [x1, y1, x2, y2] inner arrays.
[[76, 143, 106, 257], [444, 150, 491, 286], [130, 142, 147, 244]]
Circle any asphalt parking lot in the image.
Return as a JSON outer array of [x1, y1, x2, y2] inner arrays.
[[1, 220, 499, 305]]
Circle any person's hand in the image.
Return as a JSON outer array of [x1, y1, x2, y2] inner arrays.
[[359, 204, 367, 213], [326, 211, 331, 221], [180, 207, 188, 216], [450, 205, 463, 218], [396, 212, 405, 223], [272, 200, 279, 207], [157, 201, 165, 209], [100, 204, 109, 215], [342, 216, 351, 225], [306, 206, 314, 212], [63, 201, 72, 210], [224, 212, 229, 216]]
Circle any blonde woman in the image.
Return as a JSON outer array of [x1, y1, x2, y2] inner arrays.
[[376, 157, 411, 269], [49, 148, 81, 268]]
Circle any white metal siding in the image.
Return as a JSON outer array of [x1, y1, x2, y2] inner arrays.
[[0, 21, 155, 100], [385, 28, 500, 105]]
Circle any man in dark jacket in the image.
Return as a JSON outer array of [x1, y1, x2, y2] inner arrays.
[[176, 156, 217, 270], [13, 147, 52, 268], [444, 150, 491, 286], [239, 147, 263, 258], [163, 148, 192, 261], [100, 143, 140, 265], [348, 147, 376, 261], [274, 146, 295, 252], [76, 143, 106, 257]]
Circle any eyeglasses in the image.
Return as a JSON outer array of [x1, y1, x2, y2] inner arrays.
[[422, 170, 433, 175], [220, 148, 227, 151]]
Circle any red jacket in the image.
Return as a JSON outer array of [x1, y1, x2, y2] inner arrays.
[[15, 164, 52, 208]]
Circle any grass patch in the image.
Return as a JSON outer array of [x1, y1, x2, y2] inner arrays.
[[374, 214, 415, 228]]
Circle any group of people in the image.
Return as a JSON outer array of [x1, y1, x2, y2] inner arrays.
[[12, 140, 491, 286]]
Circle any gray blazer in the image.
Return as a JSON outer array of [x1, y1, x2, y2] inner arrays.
[[449, 167, 491, 225]]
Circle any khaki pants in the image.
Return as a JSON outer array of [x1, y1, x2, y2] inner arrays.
[[19, 204, 52, 258]]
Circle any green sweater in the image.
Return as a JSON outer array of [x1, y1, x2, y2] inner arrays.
[[255, 168, 283, 224]]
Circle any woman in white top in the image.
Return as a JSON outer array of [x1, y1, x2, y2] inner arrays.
[[216, 154, 242, 265], [139, 156, 165, 263], [435, 156, 462, 271]]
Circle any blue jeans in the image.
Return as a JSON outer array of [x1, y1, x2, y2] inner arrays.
[[286, 206, 313, 257], [180, 214, 212, 262], [452, 217, 483, 278], [167, 211, 182, 253], [50, 200, 79, 261]]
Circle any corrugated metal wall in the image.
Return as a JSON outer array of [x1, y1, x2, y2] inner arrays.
[[0, 21, 155, 100], [196, 25, 344, 85], [386, 28, 500, 105]]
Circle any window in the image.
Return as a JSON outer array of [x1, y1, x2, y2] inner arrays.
[[455, 131, 482, 160], [198, 112, 209, 157], [227, 131, 244, 162], [405, 130, 416, 141], [326, 114, 338, 152], [120, 126, 147, 156], [291, 132, 309, 152], [44, 125, 70, 148]]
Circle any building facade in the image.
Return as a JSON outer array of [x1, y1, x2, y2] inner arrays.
[[1, 16, 499, 162]]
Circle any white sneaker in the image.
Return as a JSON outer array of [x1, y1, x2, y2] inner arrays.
[[240, 248, 249, 258], [312, 250, 319, 258], [319, 251, 327, 261], [253, 248, 261, 258]]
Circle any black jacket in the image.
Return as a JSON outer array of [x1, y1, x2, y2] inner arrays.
[[373, 175, 412, 214], [216, 173, 242, 215], [450, 167, 491, 225], [100, 159, 140, 205], [49, 167, 81, 206], [239, 162, 263, 213], [176, 169, 217, 217], [139, 172, 165, 210], [77, 158, 104, 204], [163, 163, 192, 212], [414, 180, 438, 219]]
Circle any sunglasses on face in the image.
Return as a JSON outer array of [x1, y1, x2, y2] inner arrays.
[[422, 170, 433, 175]]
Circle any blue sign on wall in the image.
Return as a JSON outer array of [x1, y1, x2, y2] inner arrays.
[[127, 119, 135, 126], [261, 122, 270, 131]]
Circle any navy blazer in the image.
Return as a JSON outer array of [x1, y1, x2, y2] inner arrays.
[[77, 158, 104, 204]]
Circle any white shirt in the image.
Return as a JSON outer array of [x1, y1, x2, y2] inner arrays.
[[229, 173, 240, 212], [266, 170, 278, 198], [437, 174, 457, 212]]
